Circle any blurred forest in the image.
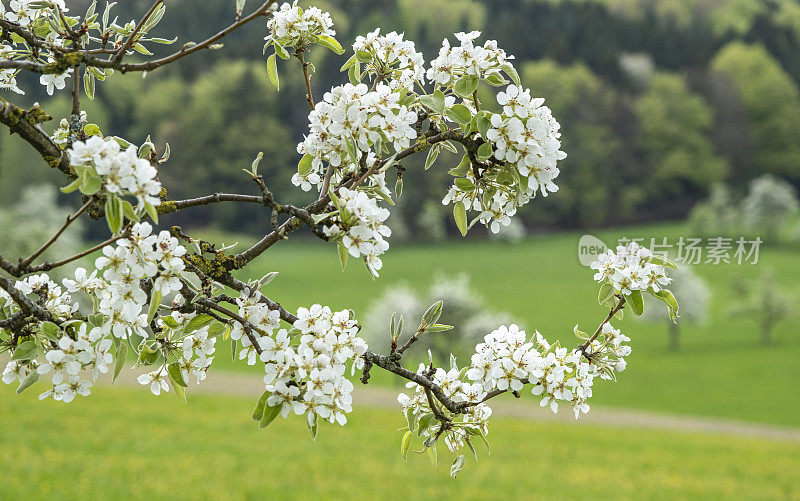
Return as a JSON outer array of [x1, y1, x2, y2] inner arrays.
[[3, 0, 800, 237]]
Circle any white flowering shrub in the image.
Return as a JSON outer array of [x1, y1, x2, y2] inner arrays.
[[0, 1, 679, 477]]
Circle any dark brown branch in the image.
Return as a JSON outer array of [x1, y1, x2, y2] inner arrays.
[[0, 1, 277, 75], [0, 100, 72, 177]]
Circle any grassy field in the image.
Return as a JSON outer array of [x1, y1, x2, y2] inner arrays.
[[194, 222, 800, 428], [2, 386, 799, 500]]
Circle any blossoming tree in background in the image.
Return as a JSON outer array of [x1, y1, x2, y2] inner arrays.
[[0, 0, 679, 477]]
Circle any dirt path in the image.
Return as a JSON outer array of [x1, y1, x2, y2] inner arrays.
[[112, 370, 800, 443]]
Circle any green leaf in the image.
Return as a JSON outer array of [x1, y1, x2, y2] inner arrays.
[[419, 90, 445, 115], [652, 289, 679, 323], [598, 282, 615, 305], [339, 54, 357, 72], [454, 74, 479, 98], [337, 242, 349, 271], [274, 44, 290, 60], [84, 123, 101, 136], [422, 300, 443, 326], [80, 169, 102, 195], [147, 290, 161, 324], [84, 69, 95, 100], [417, 413, 436, 437], [448, 155, 471, 177], [401, 430, 413, 460], [168, 361, 188, 387], [259, 403, 281, 428], [450, 455, 466, 478], [11, 341, 38, 362], [476, 113, 492, 138], [266, 53, 279, 90], [252, 391, 270, 421], [485, 72, 509, 87], [454, 201, 468, 236], [105, 193, 123, 234], [317, 34, 344, 54], [121, 200, 139, 222], [144, 201, 159, 224], [476, 142, 493, 162], [169, 374, 187, 403], [112, 342, 127, 384], [297, 153, 313, 177], [16, 370, 39, 394], [355, 50, 372, 63], [184, 313, 214, 333], [40, 321, 60, 342], [60, 177, 82, 194], [501, 63, 520, 86], [426, 443, 438, 466], [426, 324, 453, 333], [629, 290, 644, 316], [644, 254, 679, 270], [446, 104, 472, 126], [308, 412, 319, 440], [455, 178, 475, 191], [424, 146, 439, 170]]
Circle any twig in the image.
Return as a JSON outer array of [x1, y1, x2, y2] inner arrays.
[[113, 0, 164, 63], [20, 198, 92, 268]]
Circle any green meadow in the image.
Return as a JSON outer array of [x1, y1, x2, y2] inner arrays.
[[2, 387, 798, 500]]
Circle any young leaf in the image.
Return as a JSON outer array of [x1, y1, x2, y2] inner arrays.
[[629, 290, 644, 316], [267, 53, 279, 90], [317, 34, 344, 54], [11, 341, 38, 362], [259, 403, 281, 428], [16, 370, 39, 394], [168, 361, 188, 387], [184, 313, 214, 333], [337, 242, 349, 271], [454, 75, 479, 98], [297, 153, 314, 177], [112, 342, 127, 384], [454, 201, 468, 236], [252, 391, 270, 422], [147, 290, 161, 324], [424, 146, 439, 170], [401, 430, 413, 460]]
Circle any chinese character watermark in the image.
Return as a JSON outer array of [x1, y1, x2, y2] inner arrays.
[[578, 235, 762, 267]]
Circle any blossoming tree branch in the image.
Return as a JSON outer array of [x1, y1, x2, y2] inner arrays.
[[0, 0, 679, 476]]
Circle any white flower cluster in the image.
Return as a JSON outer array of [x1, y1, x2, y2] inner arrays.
[[232, 288, 281, 364], [136, 323, 216, 395], [68, 136, 161, 208], [323, 187, 391, 277], [465, 325, 598, 418], [591, 242, 672, 295], [487, 86, 566, 197], [295, 82, 418, 191], [441, 84, 566, 234], [427, 30, 512, 85], [1, 1, 73, 96], [583, 323, 631, 380], [15, 273, 76, 318], [353, 29, 425, 91], [397, 359, 493, 455], [0, 43, 23, 95], [1, 0, 66, 27], [179, 324, 216, 383], [2, 322, 113, 404], [266, 1, 335, 47], [258, 304, 368, 427], [90, 222, 187, 339]]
